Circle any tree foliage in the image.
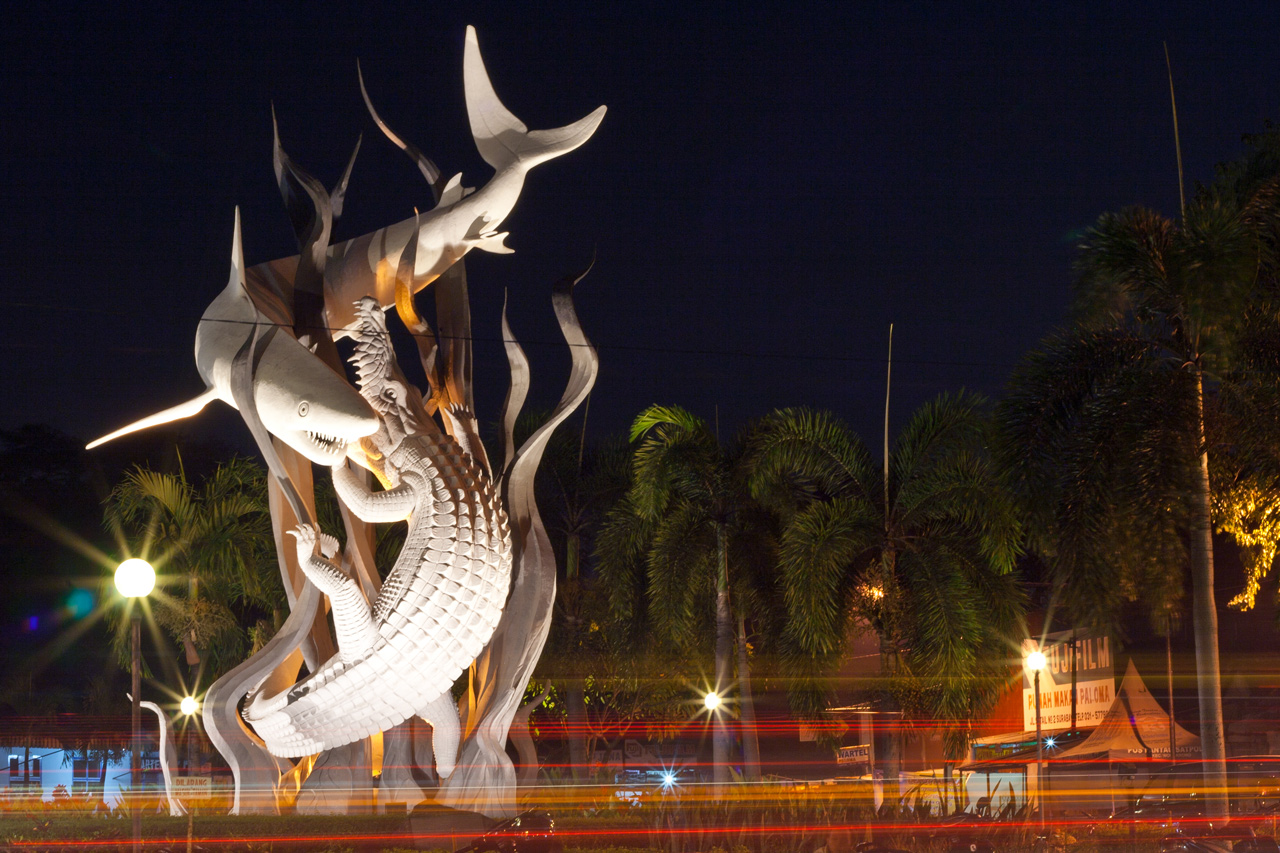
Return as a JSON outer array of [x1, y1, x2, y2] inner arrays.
[[744, 395, 1023, 756], [595, 405, 778, 657], [103, 455, 277, 676]]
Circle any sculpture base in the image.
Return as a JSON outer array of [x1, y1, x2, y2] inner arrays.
[[406, 802, 493, 852], [296, 741, 373, 815]]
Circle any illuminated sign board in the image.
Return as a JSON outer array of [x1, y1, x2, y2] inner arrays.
[[1022, 630, 1113, 732]]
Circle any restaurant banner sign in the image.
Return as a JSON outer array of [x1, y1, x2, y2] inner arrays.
[[1022, 630, 1113, 732]]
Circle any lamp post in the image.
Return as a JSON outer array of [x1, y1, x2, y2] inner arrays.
[[1025, 648, 1048, 833], [115, 558, 155, 853], [701, 689, 725, 784], [180, 695, 199, 782], [179, 695, 198, 853]]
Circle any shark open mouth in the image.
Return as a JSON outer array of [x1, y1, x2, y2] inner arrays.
[[305, 431, 347, 459]]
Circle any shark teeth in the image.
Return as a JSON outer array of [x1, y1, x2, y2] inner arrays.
[[307, 431, 345, 456]]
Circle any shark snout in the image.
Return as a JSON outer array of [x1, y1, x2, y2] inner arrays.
[[252, 333, 379, 464]]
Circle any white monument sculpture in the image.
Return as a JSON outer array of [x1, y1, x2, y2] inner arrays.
[[130, 696, 186, 817], [90, 26, 602, 818]]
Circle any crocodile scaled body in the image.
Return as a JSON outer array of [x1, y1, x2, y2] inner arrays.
[[244, 298, 512, 774]]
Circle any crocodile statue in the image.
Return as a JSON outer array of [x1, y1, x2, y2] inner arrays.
[[243, 297, 513, 776]]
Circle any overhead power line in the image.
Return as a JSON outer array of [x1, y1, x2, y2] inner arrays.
[[0, 301, 1027, 370]]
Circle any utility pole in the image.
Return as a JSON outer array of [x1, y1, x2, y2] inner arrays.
[[1069, 633, 1078, 731], [131, 613, 142, 853], [1168, 626, 1177, 768]]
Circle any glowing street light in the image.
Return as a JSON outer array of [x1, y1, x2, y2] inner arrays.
[[703, 691, 722, 712], [1025, 649, 1047, 673], [114, 558, 154, 853], [114, 558, 156, 598], [1025, 645, 1048, 833], [180, 696, 199, 717]]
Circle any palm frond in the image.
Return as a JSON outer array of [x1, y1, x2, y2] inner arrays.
[[744, 407, 876, 512], [890, 391, 988, 501], [646, 499, 715, 648], [778, 499, 876, 655], [593, 494, 656, 628], [894, 449, 1021, 574], [1074, 206, 1177, 325], [629, 404, 721, 519]]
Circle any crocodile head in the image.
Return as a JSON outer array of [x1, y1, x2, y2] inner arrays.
[[347, 296, 419, 480]]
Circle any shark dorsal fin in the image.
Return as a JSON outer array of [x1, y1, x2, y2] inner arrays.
[[223, 206, 248, 300], [437, 173, 469, 208]]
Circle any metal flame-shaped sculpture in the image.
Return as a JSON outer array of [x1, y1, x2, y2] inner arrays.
[[90, 27, 602, 818]]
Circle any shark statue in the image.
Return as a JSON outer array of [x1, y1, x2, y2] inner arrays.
[[86, 25, 605, 457], [86, 210, 380, 464], [317, 25, 607, 334]]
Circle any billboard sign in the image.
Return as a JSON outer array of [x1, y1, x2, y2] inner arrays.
[[836, 744, 871, 765], [1022, 630, 1113, 732], [173, 775, 211, 801]]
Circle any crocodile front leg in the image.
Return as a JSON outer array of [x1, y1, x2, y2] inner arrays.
[[332, 463, 416, 522], [288, 524, 378, 663]]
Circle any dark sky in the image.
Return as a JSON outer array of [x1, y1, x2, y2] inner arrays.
[[3, 2, 1280, 452]]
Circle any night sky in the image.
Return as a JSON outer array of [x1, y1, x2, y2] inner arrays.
[[4, 2, 1280, 452]]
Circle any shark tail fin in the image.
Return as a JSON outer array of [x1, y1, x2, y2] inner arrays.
[[85, 388, 220, 450], [463, 25, 606, 172]]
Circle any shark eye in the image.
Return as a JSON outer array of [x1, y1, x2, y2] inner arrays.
[[298, 401, 310, 418]]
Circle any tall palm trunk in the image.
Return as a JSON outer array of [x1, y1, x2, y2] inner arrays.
[[736, 616, 761, 781], [877, 632, 902, 803], [713, 523, 733, 785], [184, 574, 200, 666], [1191, 368, 1229, 819], [567, 685, 587, 781], [876, 547, 901, 799]]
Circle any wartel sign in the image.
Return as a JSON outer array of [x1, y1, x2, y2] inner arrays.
[[1022, 630, 1114, 732]]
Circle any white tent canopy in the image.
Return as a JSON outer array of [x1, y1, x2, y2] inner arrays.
[[1055, 660, 1201, 761]]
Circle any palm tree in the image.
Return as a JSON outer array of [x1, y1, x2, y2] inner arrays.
[[595, 405, 774, 784], [745, 397, 1022, 778], [104, 456, 277, 676], [997, 195, 1266, 819]]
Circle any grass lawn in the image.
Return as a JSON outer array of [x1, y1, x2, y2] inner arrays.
[[0, 808, 1183, 852], [0, 811, 667, 853]]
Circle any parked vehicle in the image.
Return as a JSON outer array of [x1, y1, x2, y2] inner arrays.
[[942, 837, 996, 853], [458, 810, 561, 853], [1158, 826, 1280, 853], [1109, 792, 1208, 827], [855, 842, 913, 853]]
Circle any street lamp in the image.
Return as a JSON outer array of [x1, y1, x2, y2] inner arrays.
[[115, 558, 154, 853], [178, 693, 200, 853], [700, 688, 727, 785], [115, 558, 156, 598], [1025, 647, 1048, 833]]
